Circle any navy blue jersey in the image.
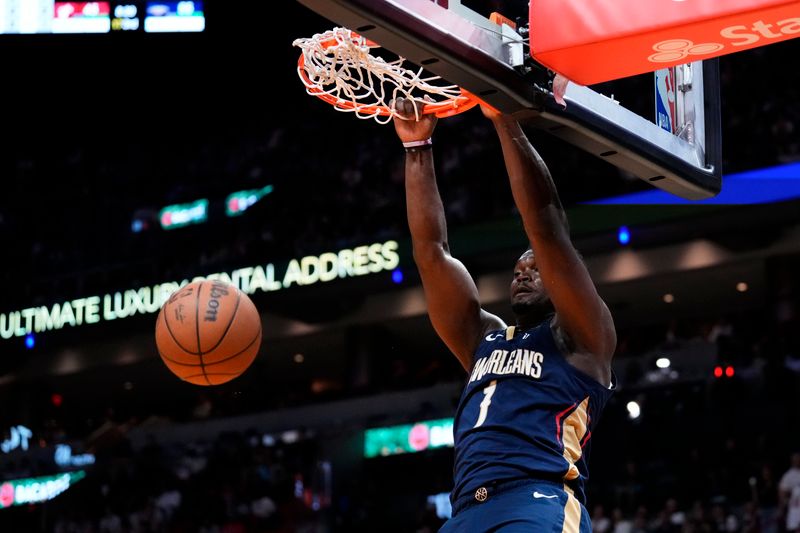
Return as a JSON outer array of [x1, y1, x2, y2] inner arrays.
[[451, 320, 615, 508]]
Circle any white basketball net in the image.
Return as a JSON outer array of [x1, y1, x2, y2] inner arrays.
[[293, 27, 470, 124]]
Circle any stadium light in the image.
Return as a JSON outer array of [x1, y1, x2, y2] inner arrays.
[[617, 226, 631, 245], [392, 268, 404, 284]]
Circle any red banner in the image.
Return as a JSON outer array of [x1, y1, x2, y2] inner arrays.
[[530, 0, 800, 85]]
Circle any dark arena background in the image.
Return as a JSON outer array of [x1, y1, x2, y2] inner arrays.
[[1, 1, 800, 532]]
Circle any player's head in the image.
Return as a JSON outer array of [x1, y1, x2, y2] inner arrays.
[[510, 249, 554, 319]]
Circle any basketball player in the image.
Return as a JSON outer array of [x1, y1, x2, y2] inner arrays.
[[392, 97, 617, 532]]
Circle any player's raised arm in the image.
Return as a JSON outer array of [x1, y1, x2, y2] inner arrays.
[[483, 106, 616, 375], [393, 98, 504, 371]]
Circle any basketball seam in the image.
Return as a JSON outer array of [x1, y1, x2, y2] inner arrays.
[[203, 289, 241, 354], [163, 295, 201, 356], [181, 371, 245, 379], [181, 370, 248, 376], [195, 281, 211, 386], [157, 326, 262, 368], [180, 324, 260, 384]]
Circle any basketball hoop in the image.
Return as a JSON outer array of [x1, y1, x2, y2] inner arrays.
[[293, 28, 480, 124]]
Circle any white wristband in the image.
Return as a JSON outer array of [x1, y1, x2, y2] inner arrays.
[[402, 138, 432, 148]]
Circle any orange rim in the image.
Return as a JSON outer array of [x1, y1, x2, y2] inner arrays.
[[297, 30, 480, 118]]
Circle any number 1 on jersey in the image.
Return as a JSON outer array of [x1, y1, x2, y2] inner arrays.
[[474, 380, 497, 428]]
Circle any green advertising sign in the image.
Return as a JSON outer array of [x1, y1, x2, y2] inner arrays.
[[364, 418, 454, 458], [159, 199, 208, 230], [226, 185, 274, 217], [0, 471, 86, 509]]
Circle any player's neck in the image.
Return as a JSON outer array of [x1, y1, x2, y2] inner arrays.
[[515, 309, 552, 330]]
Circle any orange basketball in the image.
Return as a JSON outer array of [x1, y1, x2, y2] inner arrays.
[[155, 280, 262, 386]]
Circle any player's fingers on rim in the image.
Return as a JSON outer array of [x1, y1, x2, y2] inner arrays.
[[394, 98, 411, 118], [391, 98, 404, 115]]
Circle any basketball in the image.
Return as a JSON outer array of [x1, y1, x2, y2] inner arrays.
[[155, 280, 262, 386]]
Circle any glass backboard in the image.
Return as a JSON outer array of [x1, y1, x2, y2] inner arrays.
[[295, 0, 722, 200]]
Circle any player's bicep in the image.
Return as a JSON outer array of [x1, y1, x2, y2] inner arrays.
[[415, 251, 498, 369], [535, 235, 616, 359]]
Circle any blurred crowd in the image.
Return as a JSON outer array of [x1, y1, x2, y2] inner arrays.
[[1, 41, 798, 315], [0, 245, 795, 531]]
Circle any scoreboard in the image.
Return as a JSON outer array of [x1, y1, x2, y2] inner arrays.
[[0, 0, 204, 34]]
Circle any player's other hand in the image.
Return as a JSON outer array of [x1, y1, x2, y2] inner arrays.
[[392, 97, 437, 143], [480, 101, 511, 123]]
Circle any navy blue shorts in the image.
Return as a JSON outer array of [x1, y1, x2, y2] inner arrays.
[[439, 479, 591, 533]]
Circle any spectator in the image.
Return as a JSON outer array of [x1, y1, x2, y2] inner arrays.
[[781, 452, 800, 533], [751, 463, 780, 533], [593, 504, 612, 533], [611, 507, 633, 533]]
